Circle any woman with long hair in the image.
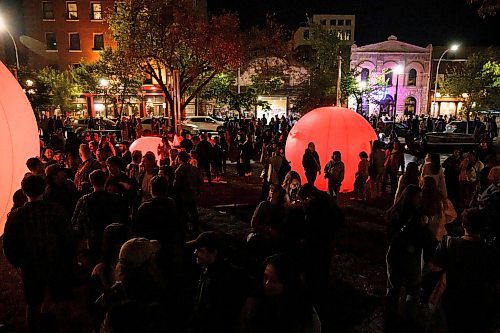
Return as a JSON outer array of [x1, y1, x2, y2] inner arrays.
[[240, 254, 321, 333], [282, 171, 302, 205], [394, 162, 420, 203], [385, 185, 434, 330], [420, 153, 447, 199], [421, 176, 446, 240]]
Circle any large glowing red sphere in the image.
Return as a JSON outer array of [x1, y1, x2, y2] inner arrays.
[[0, 61, 39, 234], [285, 107, 377, 193], [129, 136, 162, 162]]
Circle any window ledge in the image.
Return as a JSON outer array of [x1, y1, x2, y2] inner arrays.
[[90, 19, 104, 22], [43, 19, 56, 22], [92, 49, 104, 52], [66, 19, 80, 22], [46, 49, 59, 52], [69, 49, 82, 52]]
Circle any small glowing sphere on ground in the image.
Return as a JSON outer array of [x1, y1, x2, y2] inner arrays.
[[285, 107, 377, 193], [0, 61, 40, 234], [129, 136, 162, 162]]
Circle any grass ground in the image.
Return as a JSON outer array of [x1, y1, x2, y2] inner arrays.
[[0, 164, 391, 333]]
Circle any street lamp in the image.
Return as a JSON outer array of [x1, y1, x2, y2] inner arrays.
[[0, 15, 20, 79], [99, 78, 109, 118], [433, 44, 460, 116], [393, 64, 404, 118]]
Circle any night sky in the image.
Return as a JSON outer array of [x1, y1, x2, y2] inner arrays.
[[209, 0, 500, 47]]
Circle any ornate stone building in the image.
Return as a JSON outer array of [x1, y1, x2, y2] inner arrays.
[[350, 35, 432, 116]]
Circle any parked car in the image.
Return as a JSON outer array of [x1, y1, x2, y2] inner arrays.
[[382, 121, 411, 138], [72, 118, 116, 133], [444, 121, 475, 134], [183, 116, 225, 133], [140, 117, 199, 135]]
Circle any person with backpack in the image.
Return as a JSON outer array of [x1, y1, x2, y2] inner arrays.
[[324, 151, 345, 197]]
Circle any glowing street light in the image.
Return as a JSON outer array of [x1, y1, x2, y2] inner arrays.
[[99, 78, 109, 117], [99, 78, 109, 87], [0, 14, 20, 79], [393, 64, 404, 117], [433, 44, 460, 116]]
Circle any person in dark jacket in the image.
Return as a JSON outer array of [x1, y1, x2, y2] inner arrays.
[[106, 156, 136, 207], [118, 141, 132, 169], [133, 176, 183, 276], [44, 164, 80, 217], [297, 184, 343, 312], [187, 232, 249, 333], [72, 170, 129, 264], [239, 254, 321, 333], [12, 157, 46, 210], [174, 151, 201, 231], [430, 208, 499, 333], [302, 142, 321, 185], [385, 185, 435, 331], [3, 175, 76, 332], [74, 143, 102, 193], [195, 134, 213, 184]]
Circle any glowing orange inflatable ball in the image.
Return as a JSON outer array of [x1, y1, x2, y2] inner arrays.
[[285, 107, 377, 193], [0, 61, 40, 235], [129, 136, 162, 162]]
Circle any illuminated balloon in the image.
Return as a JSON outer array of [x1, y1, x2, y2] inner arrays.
[[129, 136, 162, 162], [285, 107, 377, 193], [0, 61, 40, 234]]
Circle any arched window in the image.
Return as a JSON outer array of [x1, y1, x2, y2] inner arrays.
[[408, 68, 417, 86], [360, 68, 369, 82], [385, 70, 393, 86], [404, 97, 417, 114]]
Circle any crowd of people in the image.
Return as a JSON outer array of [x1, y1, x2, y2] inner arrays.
[[3, 111, 499, 333]]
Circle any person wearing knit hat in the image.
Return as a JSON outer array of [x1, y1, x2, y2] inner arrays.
[[118, 238, 161, 268], [100, 238, 166, 311]]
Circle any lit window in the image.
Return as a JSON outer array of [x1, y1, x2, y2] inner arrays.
[[45, 32, 57, 50], [42, 2, 54, 20], [408, 68, 417, 86], [385, 70, 393, 86], [303, 29, 310, 40], [66, 2, 78, 20], [345, 30, 351, 41], [338, 19, 344, 26], [360, 68, 369, 82], [320, 19, 326, 25], [91, 3, 103, 20], [337, 30, 343, 40], [93, 34, 104, 50], [346, 19, 352, 26], [330, 19, 336, 25], [69, 33, 80, 50]]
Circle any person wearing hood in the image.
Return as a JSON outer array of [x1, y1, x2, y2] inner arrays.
[[302, 142, 321, 185]]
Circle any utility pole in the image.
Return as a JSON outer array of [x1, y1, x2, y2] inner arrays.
[[336, 55, 342, 107]]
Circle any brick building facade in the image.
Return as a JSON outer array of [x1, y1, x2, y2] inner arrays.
[[20, 0, 115, 70]]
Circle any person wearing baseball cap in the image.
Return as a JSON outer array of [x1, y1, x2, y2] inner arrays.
[[187, 232, 248, 333]]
